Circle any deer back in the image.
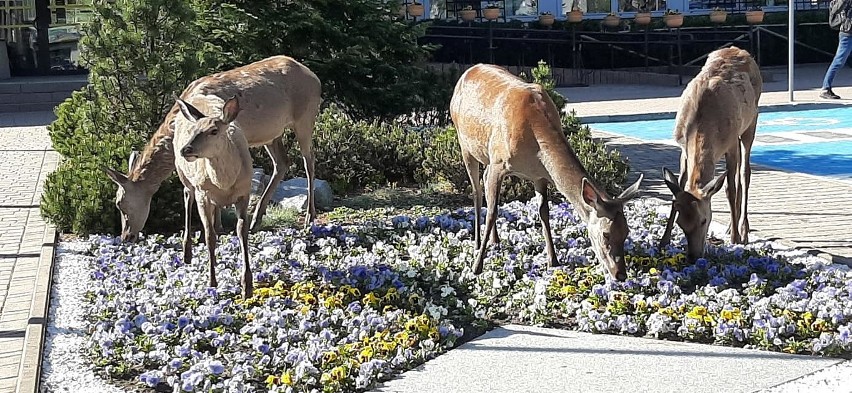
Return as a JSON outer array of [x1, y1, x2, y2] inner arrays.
[[450, 64, 565, 179]]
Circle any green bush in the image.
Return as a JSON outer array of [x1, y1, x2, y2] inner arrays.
[[279, 106, 429, 194], [41, 0, 217, 234], [195, 0, 437, 122]]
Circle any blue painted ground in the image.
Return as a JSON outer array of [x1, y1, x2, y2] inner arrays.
[[589, 108, 852, 182]]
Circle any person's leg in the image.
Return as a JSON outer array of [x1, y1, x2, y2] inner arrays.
[[822, 32, 852, 98]]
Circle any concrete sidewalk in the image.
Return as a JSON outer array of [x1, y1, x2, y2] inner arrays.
[[375, 325, 841, 393], [560, 63, 852, 122]]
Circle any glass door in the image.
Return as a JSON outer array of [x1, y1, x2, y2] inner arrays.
[[45, 0, 91, 73], [1, 0, 38, 75], [0, 0, 90, 76]]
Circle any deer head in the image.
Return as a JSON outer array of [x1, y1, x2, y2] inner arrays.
[[174, 95, 241, 162], [581, 174, 643, 281], [661, 167, 727, 262], [103, 150, 151, 242]]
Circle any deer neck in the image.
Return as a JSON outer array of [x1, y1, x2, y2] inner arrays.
[[539, 139, 595, 221], [129, 108, 178, 194], [203, 132, 249, 191], [684, 134, 717, 192]]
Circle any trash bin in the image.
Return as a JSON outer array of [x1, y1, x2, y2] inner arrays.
[[0, 39, 10, 80]]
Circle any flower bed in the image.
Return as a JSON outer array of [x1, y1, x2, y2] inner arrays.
[[62, 199, 852, 392]]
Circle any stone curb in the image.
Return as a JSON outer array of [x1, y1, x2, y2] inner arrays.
[[15, 225, 57, 393], [578, 101, 852, 124]]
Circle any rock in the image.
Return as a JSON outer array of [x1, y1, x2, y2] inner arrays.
[[250, 168, 268, 195], [250, 171, 333, 211]]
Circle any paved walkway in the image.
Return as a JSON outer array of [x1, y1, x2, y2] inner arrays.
[[0, 112, 57, 393]]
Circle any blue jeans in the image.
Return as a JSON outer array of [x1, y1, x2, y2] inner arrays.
[[823, 32, 852, 90]]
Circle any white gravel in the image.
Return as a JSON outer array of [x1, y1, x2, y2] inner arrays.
[[762, 360, 852, 393], [40, 238, 124, 393]]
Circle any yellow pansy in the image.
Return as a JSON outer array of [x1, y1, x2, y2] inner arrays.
[[265, 375, 279, 386], [384, 288, 400, 301], [281, 371, 293, 386], [358, 346, 374, 363], [363, 292, 381, 306], [330, 366, 347, 381]]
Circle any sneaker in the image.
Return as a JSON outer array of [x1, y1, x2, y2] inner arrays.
[[820, 89, 841, 99]]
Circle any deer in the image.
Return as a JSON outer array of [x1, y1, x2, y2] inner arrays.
[[102, 55, 322, 242], [658, 46, 762, 262], [172, 94, 254, 298], [450, 64, 643, 279]]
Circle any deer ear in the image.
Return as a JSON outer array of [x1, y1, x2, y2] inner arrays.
[[582, 178, 602, 208], [616, 173, 643, 202], [701, 170, 728, 198], [175, 95, 204, 122], [661, 167, 682, 196], [221, 95, 240, 123], [102, 166, 129, 187]]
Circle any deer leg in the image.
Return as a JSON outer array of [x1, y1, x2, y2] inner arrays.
[[250, 136, 289, 232], [534, 179, 557, 268], [725, 149, 742, 244], [738, 121, 756, 244], [474, 163, 506, 275], [182, 186, 195, 265], [483, 166, 500, 245], [461, 151, 482, 248], [197, 198, 219, 288], [235, 196, 253, 299], [214, 206, 225, 235], [294, 120, 317, 229]]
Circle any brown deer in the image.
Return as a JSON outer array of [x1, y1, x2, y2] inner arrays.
[[172, 95, 254, 298], [450, 64, 643, 279], [659, 46, 762, 262], [103, 56, 322, 242]]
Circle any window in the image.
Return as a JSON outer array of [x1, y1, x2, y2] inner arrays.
[[509, 0, 540, 16], [563, 0, 614, 13], [621, 0, 666, 11]]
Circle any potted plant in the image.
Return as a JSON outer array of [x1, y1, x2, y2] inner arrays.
[[566, 0, 584, 23], [709, 7, 727, 23], [603, 12, 621, 27], [634, 4, 651, 25], [483, 2, 501, 20], [539, 11, 555, 26], [664, 9, 683, 28], [459, 5, 476, 22], [407, 1, 425, 17], [746, 4, 765, 24]]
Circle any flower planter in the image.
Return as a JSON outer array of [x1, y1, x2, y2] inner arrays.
[[483, 7, 501, 21], [746, 10, 765, 24], [603, 14, 621, 28], [406, 3, 424, 17], [664, 14, 683, 28], [459, 9, 476, 22], [634, 12, 652, 25], [709, 10, 727, 23], [539, 14, 555, 26], [566, 10, 584, 23]]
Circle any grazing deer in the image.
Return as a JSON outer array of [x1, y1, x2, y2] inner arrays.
[[103, 56, 322, 242], [450, 64, 643, 279], [659, 46, 762, 262], [173, 95, 254, 298]]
